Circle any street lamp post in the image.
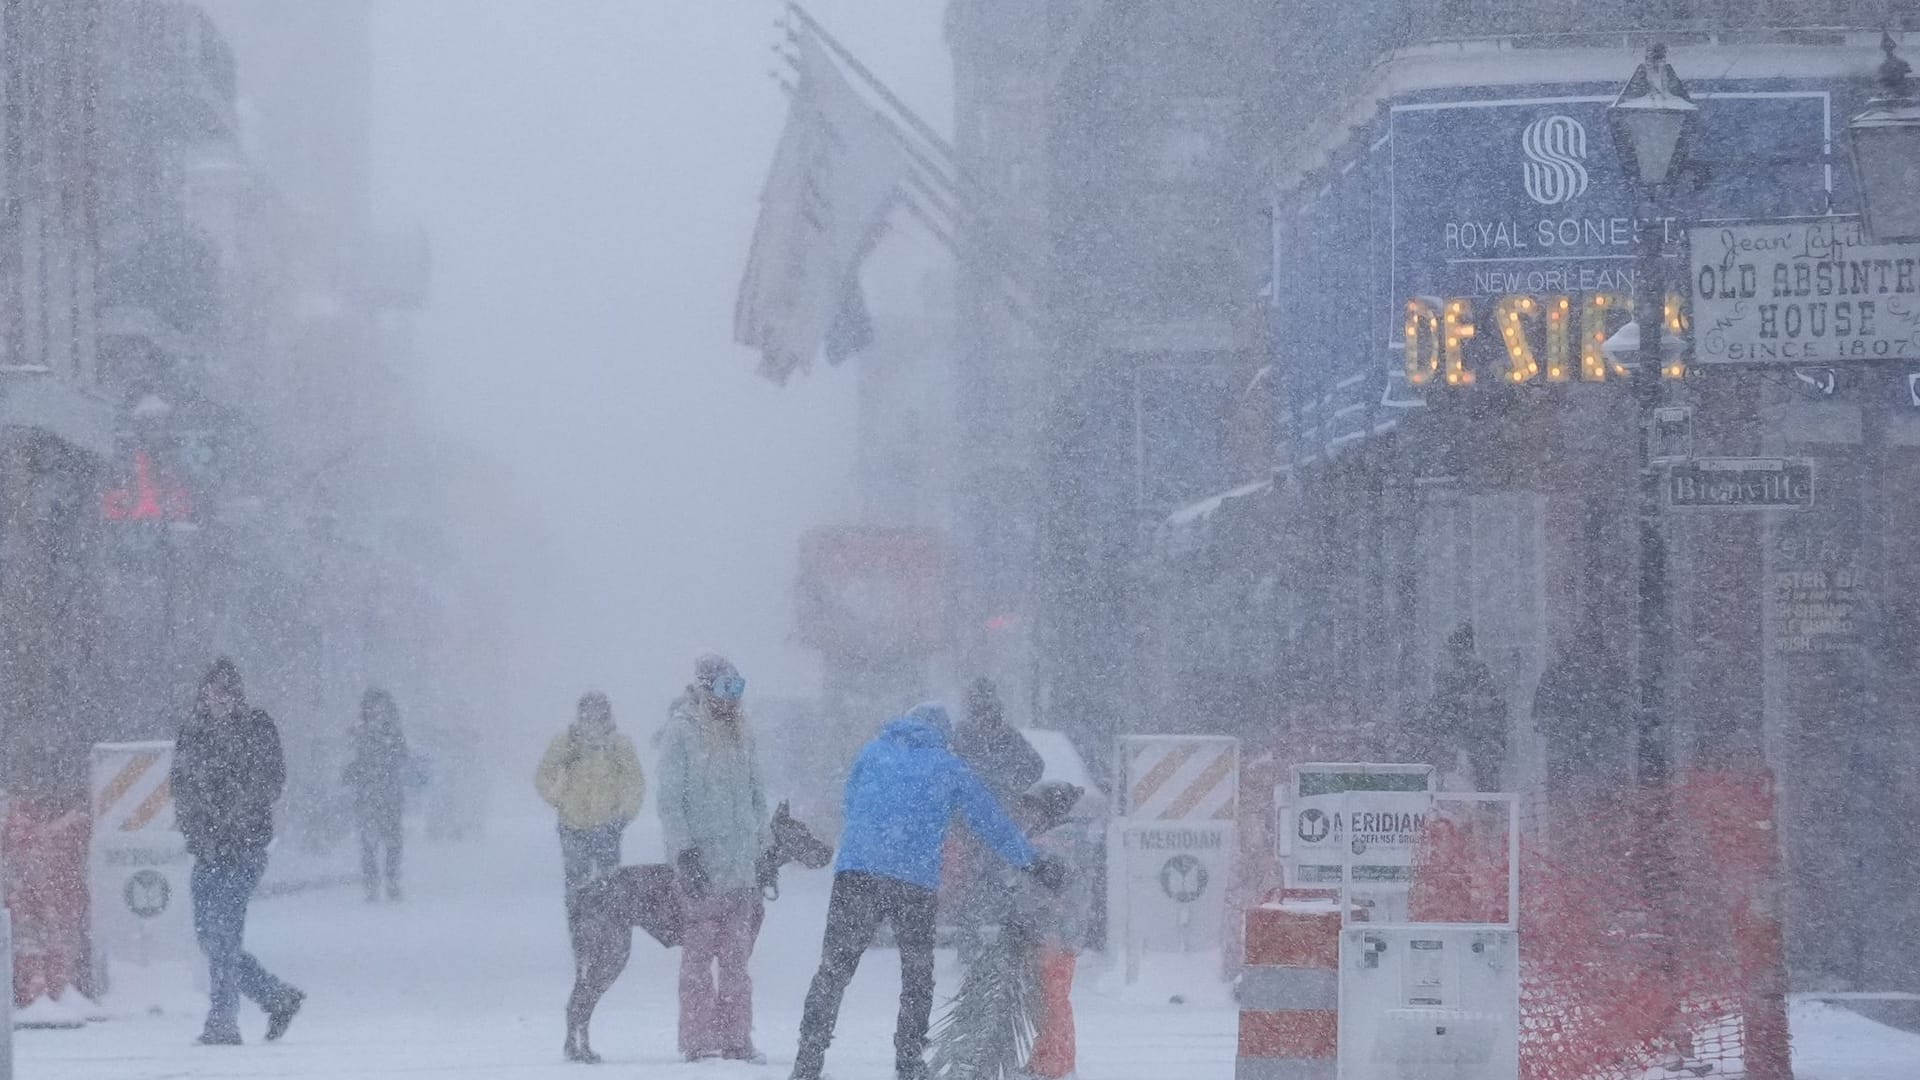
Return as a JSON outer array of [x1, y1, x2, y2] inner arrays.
[[1608, 43, 1696, 953], [1844, 31, 1919, 989]]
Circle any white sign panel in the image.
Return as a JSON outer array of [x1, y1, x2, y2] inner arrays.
[[1691, 219, 1920, 365], [90, 742, 197, 994], [1107, 821, 1234, 972], [1295, 791, 1435, 884], [1282, 763, 1434, 889]]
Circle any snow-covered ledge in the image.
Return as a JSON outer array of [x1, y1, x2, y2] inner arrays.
[[0, 366, 116, 458]]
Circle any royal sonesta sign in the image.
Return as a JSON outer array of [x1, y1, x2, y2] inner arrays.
[[1691, 219, 1920, 364], [1275, 77, 1844, 460], [1391, 90, 1830, 387]]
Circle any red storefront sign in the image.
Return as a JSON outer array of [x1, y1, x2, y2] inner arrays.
[[795, 525, 947, 659]]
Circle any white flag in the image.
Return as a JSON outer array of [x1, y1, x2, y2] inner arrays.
[[734, 35, 907, 384]]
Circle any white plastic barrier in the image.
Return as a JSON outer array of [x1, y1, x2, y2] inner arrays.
[[89, 742, 198, 998]]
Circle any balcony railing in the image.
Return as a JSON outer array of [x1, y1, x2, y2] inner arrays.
[[102, 1, 238, 141]]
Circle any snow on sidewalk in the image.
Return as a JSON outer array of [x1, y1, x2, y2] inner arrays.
[[17, 802, 1916, 1079], [1790, 1000, 1920, 1080], [17, 806, 1235, 1080]]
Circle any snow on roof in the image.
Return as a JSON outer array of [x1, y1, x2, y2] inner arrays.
[[1165, 478, 1272, 529], [1155, 477, 1275, 563]]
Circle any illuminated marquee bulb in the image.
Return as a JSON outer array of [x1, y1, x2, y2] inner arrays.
[[1495, 295, 1541, 383], [1581, 293, 1630, 380], [1663, 291, 1689, 379], [1443, 299, 1475, 385], [1545, 296, 1572, 382], [1405, 298, 1442, 386]]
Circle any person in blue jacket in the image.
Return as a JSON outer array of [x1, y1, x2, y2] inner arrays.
[[789, 702, 1063, 1080]]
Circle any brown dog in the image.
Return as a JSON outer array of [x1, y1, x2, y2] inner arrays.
[[563, 802, 832, 1063]]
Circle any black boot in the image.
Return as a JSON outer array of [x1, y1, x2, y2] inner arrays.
[[265, 989, 305, 1041], [196, 1025, 242, 1047]]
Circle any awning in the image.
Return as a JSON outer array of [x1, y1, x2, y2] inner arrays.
[[1157, 478, 1273, 561]]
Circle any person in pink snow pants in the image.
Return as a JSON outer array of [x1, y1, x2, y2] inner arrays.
[[657, 654, 771, 1062]]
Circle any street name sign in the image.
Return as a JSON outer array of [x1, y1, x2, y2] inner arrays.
[[1667, 458, 1814, 510], [1691, 219, 1920, 365]]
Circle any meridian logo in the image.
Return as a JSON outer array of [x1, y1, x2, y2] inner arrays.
[[1521, 114, 1590, 205]]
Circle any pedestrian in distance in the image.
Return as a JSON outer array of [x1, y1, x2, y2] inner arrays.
[[342, 687, 414, 903], [537, 691, 646, 896], [1010, 781, 1099, 1080], [789, 702, 1065, 1080], [171, 658, 305, 1046], [658, 654, 771, 1063], [1421, 622, 1510, 791]]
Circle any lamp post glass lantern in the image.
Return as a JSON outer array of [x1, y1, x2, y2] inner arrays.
[[1609, 44, 1698, 189], [1849, 33, 1920, 243]]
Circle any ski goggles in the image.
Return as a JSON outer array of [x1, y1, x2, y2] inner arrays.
[[709, 674, 746, 701]]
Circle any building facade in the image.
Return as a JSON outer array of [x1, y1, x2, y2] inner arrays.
[[0, 0, 117, 799], [1261, 8, 1919, 994], [950, 0, 1920, 991], [948, 0, 1275, 764]]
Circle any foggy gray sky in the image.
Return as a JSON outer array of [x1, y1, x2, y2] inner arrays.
[[370, 2, 949, 732]]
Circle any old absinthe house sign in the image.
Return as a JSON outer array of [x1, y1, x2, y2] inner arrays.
[[1692, 218, 1920, 365]]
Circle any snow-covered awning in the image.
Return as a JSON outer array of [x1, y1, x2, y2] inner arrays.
[[1157, 478, 1273, 561]]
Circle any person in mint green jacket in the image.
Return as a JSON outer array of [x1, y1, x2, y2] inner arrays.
[[657, 654, 770, 1063]]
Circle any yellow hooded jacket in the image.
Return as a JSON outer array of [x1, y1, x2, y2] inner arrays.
[[536, 726, 645, 832]]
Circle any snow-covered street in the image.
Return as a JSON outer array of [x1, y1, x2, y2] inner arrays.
[[13, 804, 1920, 1079], [18, 807, 1234, 1080]]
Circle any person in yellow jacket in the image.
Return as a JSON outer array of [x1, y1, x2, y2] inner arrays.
[[536, 691, 645, 894]]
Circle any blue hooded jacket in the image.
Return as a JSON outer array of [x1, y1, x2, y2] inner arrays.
[[834, 704, 1034, 891]]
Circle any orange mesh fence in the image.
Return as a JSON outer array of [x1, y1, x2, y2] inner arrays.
[[4, 797, 97, 1006], [1407, 770, 1789, 1080]]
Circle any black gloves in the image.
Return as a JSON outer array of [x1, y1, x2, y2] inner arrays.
[[1025, 854, 1067, 892], [677, 848, 709, 899]]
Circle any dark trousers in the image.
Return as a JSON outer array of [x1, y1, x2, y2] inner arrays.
[[794, 871, 938, 1080], [359, 812, 403, 898], [191, 851, 295, 1033], [558, 823, 623, 896]]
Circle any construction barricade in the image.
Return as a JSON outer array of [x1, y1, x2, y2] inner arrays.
[[1235, 890, 1347, 1080], [1109, 735, 1239, 982], [1408, 769, 1792, 1080], [1237, 764, 1792, 1080]]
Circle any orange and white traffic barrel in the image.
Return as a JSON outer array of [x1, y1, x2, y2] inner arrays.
[[1235, 891, 1346, 1080]]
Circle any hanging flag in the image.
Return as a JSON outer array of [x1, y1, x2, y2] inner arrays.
[[822, 273, 874, 367], [734, 33, 907, 383]]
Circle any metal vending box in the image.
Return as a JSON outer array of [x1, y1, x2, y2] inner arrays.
[[1336, 794, 1521, 1080]]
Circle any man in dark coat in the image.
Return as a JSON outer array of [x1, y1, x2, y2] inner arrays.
[[171, 658, 304, 1045], [343, 687, 411, 902], [943, 678, 1046, 938], [952, 678, 1044, 806]]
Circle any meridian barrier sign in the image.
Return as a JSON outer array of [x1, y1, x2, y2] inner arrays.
[[1691, 219, 1920, 365], [1667, 458, 1815, 510]]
